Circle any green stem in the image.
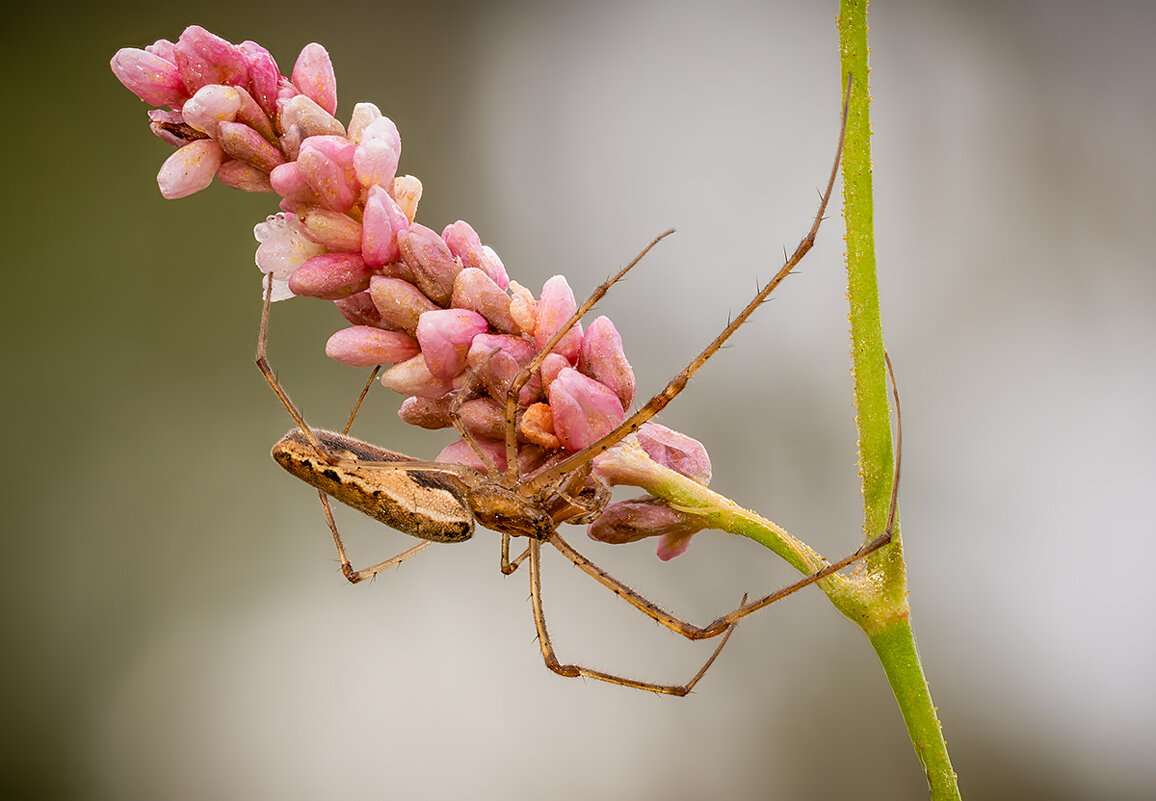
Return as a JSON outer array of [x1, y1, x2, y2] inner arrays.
[[838, 1, 960, 797]]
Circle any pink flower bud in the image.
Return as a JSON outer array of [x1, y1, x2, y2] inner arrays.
[[635, 423, 712, 484], [548, 368, 625, 452], [148, 109, 201, 147], [380, 354, 454, 399], [277, 95, 345, 155], [520, 402, 560, 450], [292, 43, 337, 116], [238, 40, 281, 117], [398, 224, 461, 306], [458, 397, 505, 441], [361, 185, 407, 267], [416, 308, 489, 378], [217, 161, 274, 193], [233, 85, 277, 141], [181, 84, 242, 136], [539, 353, 571, 395], [325, 326, 420, 367], [144, 39, 178, 64], [508, 281, 537, 334], [254, 213, 327, 282], [334, 290, 387, 328], [451, 268, 517, 334], [269, 162, 317, 203], [443, 221, 509, 290], [391, 175, 422, 222], [156, 139, 222, 198], [479, 246, 509, 291], [535, 276, 583, 361], [578, 316, 635, 409], [587, 497, 704, 560], [296, 207, 363, 251], [348, 102, 382, 144], [655, 530, 698, 561], [173, 26, 248, 94], [370, 276, 439, 335], [288, 252, 372, 299], [110, 47, 188, 107], [296, 135, 358, 211], [398, 395, 455, 430], [217, 121, 285, 172], [354, 116, 401, 188], [467, 333, 538, 403], [436, 438, 507, 474]]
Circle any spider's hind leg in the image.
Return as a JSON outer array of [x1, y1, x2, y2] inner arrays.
[[526, 540, 740, 696]]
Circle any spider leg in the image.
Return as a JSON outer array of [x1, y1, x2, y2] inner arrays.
[[522, 78, 852, 496], [527, 540, 740, 696], [316, 490, 434, 584], [499, 531, 531, 575], [342, 366, 382, 436], [255, 278, 334, 460], [502, 229, 676, 484], [545, 343, 903, 639]]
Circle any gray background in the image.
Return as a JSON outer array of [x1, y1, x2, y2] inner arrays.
[[3, 1, 1153, 798]]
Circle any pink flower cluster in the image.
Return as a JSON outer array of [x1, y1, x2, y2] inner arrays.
[[111, 25, 715, 559]]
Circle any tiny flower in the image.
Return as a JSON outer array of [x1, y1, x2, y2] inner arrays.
[[324, 326, 419, 367], [296, 207, 363, 251], [268, 162, 317, 203], [539, 352, 571, 395], [520, 402, 560, 450], [237, 40, 281, 117], [535, 275, 583, 361], [333, 290, 386, 328], [458, 397, 505, 441], [353, 116, 401, 188], [380, 354, 454, 398], [416, 308, 489, 378], [398, 224, 461, 306], [587, 496, 705, 561], [147, 109, 202, 147], [110, 47, 187, 107], [295, 135, 358, 211], [173, 25, 248, 94], [591, 425, 712, 488], [180, 84, 243, 136], [217, 161, 274, 193], [347, 102, 382, 144], [578, 315, 635, 409], [508, 280, 537, 334], [292, 43, 337, 116], [361, 185, 407, 266], [144, 38, 178, 64], [436, 438, 507, 474], [277, 94, 346, 149], [548, 367, 625, 452], [156, 139, 222, 198], [480, 245, 509, 291], [391, 175, 422, 222], [467, 333, 538, 403], [254, 213, 327, 284], [451, 268, 517, 334], [398, 395, 455, 430], [370, 275, 439, 335], [635, 422, 712, 484], [288, 252, 373, 299], [217, 121, 285, 172]]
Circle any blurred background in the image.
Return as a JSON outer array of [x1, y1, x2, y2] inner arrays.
[[3, 0, 1153, 798]]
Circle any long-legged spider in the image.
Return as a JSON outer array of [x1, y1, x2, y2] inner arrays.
[[257, 78, 897, 695]]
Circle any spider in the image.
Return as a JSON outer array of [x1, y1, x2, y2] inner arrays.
[[256, 79, 896, 695]]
